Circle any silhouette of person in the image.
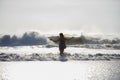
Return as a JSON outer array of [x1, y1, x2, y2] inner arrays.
[[59, 33, 66, 56], [50, 33, 73, 56]]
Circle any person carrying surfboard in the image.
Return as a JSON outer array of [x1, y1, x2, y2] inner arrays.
[[50, 33, 73, 56], [59, 33, 66, 56]]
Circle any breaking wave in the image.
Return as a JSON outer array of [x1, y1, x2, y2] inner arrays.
[[0, 31, 120, 50], [0, 31, 54, 46]]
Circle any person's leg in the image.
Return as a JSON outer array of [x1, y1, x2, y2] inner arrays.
[[60, 49, 64, 56]]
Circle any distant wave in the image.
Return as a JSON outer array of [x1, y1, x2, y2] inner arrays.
[[0, 31, 54, 46], [80, 35, 120, 44], [0, 53, 120, 61]]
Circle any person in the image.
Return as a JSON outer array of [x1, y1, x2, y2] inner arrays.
[[59, 33, 66, 56], [50, 33, 72, 56]]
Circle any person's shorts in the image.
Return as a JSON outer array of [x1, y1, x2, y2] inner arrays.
[[59, 44, 66, 50]]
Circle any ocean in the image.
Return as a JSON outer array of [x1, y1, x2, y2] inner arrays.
[[0, 31, 120, 80]]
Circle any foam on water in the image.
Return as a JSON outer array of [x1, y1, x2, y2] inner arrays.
[[0, 53, 120, 61]]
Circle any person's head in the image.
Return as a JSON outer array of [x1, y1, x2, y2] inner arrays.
[[59, 33, 64, 38]]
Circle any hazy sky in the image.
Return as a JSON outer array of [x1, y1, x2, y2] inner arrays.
[[0, 0, 120, 34]]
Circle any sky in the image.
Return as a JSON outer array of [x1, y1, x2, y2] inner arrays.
[[0, 0, 120, 34]]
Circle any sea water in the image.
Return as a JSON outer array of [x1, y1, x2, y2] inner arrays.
[[0, 32, 120, 80], [0, 61, 120, 80]]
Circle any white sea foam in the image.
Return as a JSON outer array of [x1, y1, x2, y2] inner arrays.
[[0, 46, 120, 61]]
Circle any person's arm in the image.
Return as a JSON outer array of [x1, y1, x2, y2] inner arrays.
[[50, 38, 59, 42]]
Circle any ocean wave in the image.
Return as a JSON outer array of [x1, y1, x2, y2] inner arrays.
[[0, 31, 120, 47], [0, 31, 54, 46], [0, 53, 120, 61]]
